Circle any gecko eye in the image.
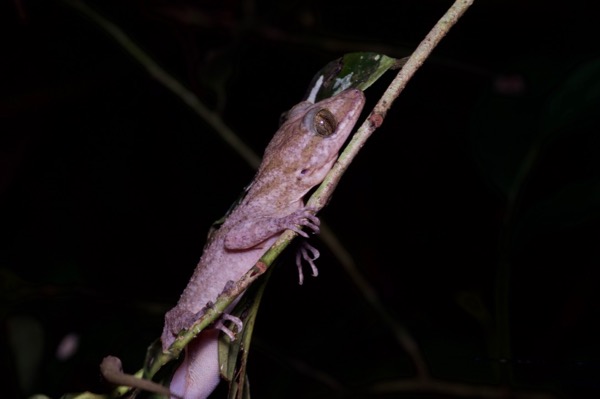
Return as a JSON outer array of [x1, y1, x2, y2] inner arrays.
[[313, 109, 337, 136]]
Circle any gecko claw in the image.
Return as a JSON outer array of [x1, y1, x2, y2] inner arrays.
[[288, 226, 310, 238]]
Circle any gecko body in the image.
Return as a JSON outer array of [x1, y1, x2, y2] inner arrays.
[[162, 88, 365, 399]]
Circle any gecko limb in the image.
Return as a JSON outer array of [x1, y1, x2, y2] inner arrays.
[[296, 241, 320, 285], [284, 208, 321, 237], [224, 207, 321, 249], [215, 314, 244, 341]]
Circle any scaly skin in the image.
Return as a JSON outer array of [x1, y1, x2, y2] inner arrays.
[[162, 89, 365, 399]]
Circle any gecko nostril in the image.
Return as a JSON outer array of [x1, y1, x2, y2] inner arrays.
[[300, 169, 308, 175]]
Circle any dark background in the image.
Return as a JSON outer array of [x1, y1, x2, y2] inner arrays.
[[2, 1, 599, 398]]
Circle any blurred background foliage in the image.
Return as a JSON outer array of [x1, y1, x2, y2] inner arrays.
[[1, 1, 600, 398]]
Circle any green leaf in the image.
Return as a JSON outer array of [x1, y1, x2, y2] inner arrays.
[[305, 52, 400, 102]]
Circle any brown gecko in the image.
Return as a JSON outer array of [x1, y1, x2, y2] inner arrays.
[[161, 88, 365, 399]]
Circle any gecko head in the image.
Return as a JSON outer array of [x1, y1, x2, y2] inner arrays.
[[261, 89, 365, 193]]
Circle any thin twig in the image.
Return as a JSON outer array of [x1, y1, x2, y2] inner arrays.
[[308, 0, 476, 378]]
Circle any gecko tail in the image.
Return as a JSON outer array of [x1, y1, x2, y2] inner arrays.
[[169, 329, 221, 399]]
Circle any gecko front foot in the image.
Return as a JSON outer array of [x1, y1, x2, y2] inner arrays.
[[283, 207, 321, 237]]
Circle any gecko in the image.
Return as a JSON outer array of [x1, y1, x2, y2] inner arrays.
[[161, 88, 365, 399]]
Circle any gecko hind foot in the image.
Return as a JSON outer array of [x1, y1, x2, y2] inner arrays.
[[296, 241, 320, 285], [216, 314, 243, 340]]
